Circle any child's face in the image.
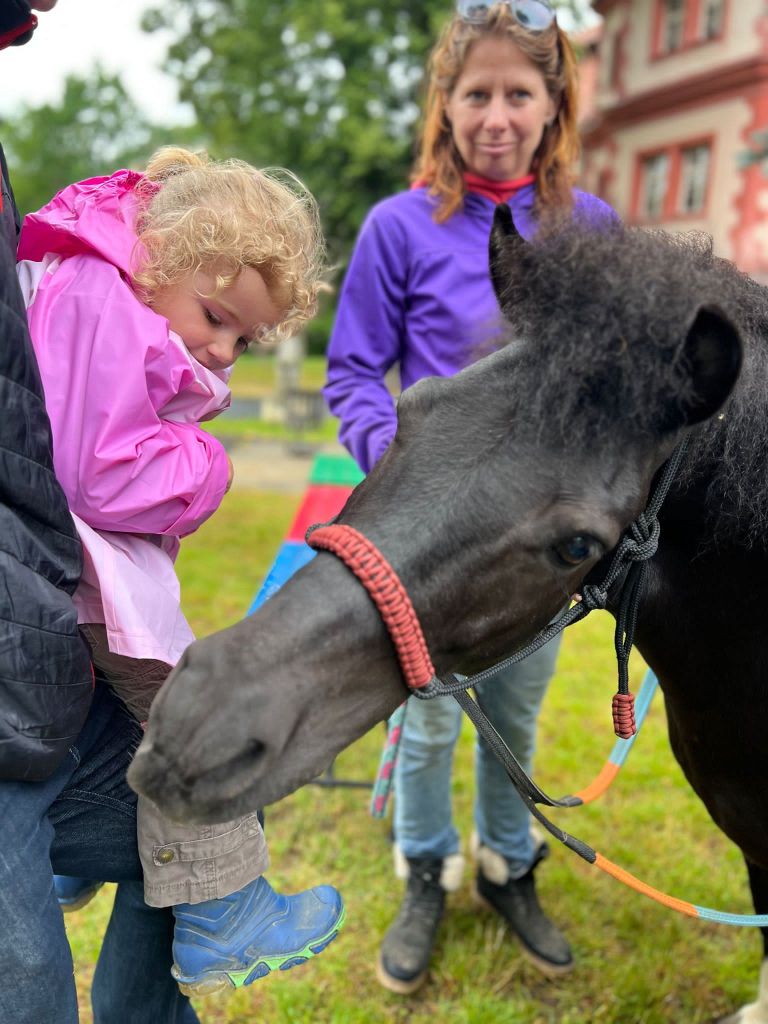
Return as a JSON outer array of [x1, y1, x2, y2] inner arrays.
[[152, 266, 282, 371]]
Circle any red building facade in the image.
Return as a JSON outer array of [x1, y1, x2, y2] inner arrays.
[[580, 0, 768, 278]]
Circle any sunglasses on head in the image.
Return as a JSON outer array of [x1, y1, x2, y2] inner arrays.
[[456, 0, 556, 30]]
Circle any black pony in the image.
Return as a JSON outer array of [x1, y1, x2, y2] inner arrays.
[[131, 211, 768, 1023]]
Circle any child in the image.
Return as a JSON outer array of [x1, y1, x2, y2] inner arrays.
[[16, 146, 344, 996]]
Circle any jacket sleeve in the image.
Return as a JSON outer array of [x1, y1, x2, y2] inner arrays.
[[572, 190, 622, 229], [0, 153, 93, 781], [26, 258, 230, 538], [323, 205, 407, 474]]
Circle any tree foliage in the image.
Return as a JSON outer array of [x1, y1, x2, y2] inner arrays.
[[143, 0, 590, 258], [4, 2, 593, 349], [3, 69, 167, 217]]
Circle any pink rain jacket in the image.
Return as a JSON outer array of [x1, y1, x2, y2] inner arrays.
[[16, 170, 232, 666]]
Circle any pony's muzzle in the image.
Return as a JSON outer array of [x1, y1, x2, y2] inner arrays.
[[127, 728, 271, 824]]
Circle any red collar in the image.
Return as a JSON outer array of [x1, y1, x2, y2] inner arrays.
[[462, 172, 535, 204]]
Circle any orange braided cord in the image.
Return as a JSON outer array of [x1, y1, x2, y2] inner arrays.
[[612, 691, 636, 739], [308, 525, 436, 689], [594, 853, 699, 917]]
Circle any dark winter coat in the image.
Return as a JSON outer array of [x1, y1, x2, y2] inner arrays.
[[0, 145, 93, 780]]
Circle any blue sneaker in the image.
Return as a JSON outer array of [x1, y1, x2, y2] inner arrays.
[[171, 876, 345, 996], [54, 876, 104, 913]]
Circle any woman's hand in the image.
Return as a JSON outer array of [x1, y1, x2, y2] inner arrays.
[[225, 455, 235, 493]]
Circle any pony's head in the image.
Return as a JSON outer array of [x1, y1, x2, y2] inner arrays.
[[129, 215, 745, 823]]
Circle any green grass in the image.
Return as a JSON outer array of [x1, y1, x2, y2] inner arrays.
[[204, 416, 339, 444], [227, 351, 328, 397], [201, 352, 340, 444], [64, 484, 759, 1022]]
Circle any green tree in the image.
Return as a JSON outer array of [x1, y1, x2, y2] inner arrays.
[[143, 0, 591, 260], [3, 69, 169, 217]]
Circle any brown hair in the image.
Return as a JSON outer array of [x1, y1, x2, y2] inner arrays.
[[133, 147, 325, 343], [412, 6, 580, 222]]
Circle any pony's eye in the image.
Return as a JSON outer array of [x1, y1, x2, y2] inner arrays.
[[551, 535, 601, 568]]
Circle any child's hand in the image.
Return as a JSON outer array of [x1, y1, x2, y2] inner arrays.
[[225, 455, 235, 492]]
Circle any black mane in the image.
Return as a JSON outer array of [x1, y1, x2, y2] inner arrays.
[[497, 223, 768, 547]]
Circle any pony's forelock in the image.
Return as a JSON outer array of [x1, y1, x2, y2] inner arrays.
[[490, 223, 768, 546]]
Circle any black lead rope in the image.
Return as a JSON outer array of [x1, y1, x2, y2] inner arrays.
[[451, 686, 597, 860], [407, 437, 689, 861], [414, 436, 688, 707], [347, 437, 768, 922]]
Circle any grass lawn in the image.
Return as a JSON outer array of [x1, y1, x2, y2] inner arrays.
[[201, 352, 340, 445], [63, 486, 759, 1023], [225, 350, 328, 397]]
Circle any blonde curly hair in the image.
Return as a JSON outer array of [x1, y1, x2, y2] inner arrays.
[[133, 147, 325, 343]]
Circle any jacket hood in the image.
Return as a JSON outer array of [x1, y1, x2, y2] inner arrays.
[[17, 169, 158, 278]]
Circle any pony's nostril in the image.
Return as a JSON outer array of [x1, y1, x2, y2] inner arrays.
[[191, 736, 269, 803], [244, 738, 265, 760]]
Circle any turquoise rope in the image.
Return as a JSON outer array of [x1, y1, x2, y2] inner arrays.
[[372, 667, 660, 820]]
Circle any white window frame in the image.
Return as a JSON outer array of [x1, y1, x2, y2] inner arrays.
[[678, 143, 711, 215], [663, 0, 686, 53], [641, 153, 670, 220], [699, 0, 724, 40]]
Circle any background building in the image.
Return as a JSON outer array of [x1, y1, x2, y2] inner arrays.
[[579, 0, 768, 278]]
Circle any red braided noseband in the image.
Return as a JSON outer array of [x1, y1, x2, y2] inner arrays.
[[306, 524, 436, 690]]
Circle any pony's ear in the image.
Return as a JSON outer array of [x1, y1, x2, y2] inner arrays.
[[489, 204, 525, 316], [672, 304, 743, 428]]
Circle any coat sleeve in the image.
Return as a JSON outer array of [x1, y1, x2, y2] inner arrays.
[[0, 153, 93, 781], [323, 205, 407, 474], [26, 257, 230, 538]]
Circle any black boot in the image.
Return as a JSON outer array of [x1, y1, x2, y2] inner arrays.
[[476, 845, 573, 977], [376, 857, 446, 994]]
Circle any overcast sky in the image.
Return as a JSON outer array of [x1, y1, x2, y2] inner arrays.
[[0, 0, 190, 122], [0, 1, 598, 124]]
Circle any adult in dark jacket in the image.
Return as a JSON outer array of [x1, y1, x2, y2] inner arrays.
[[0, 5, 199, 1022], [0, 95, 92, 782]]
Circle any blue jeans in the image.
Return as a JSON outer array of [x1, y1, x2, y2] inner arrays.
[[0, 684, 199, 1024], [393, 636, 562, 876]]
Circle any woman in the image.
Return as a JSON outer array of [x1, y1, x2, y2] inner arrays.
[[324, 0, 616, 994]]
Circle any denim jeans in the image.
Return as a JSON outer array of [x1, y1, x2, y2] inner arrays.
[[393, 635, 562, 877], [0, 683, 199, 1024]]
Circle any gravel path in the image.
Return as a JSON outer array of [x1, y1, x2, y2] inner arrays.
[[227, 437, 349, 494]]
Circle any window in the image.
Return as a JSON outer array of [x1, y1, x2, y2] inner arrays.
[[653, 0, 726, 56], [663, 0, 686, 53], [699, 0, 724, 40], [678, 144, 710, 214], [609, 31, 622, 90], [634, 140, 713, 222], [641, 153, 670, 219]]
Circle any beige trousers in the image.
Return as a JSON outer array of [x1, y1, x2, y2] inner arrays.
[[81, 624, 269, 908]]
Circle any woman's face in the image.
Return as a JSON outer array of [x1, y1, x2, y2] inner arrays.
[[444, 35, 556, 180]]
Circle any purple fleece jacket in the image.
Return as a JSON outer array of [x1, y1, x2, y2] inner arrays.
[[324, 183, 617, 473]]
